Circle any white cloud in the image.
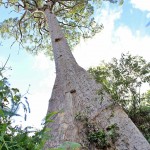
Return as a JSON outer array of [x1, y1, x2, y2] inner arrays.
[[74, 8, 122, 69], [74, 7, 150, 70], [25, 92, 50, 128], [130, 0, 150, 12], [18, 72, 56, 129], [10, 52, 56, 129], [146, 13, 150, 18], [33, 53, 54, 71], [13, 91, 51, 129], [24, 56, 56, 128], [114, 26, 150, 60]]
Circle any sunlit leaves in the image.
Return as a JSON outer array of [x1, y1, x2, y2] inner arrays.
[[57, 0, 102, 39], [0, 0, 117, 56], [89, 53, 150, 142], [89, 53, 150, 109]]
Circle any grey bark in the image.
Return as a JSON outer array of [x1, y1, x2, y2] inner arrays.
[[43, 8, 150, 150]]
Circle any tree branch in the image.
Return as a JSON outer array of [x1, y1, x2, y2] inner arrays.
[[18, 11, 27, 42]]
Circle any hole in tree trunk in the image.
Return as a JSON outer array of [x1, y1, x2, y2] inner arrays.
[[55, 38, 62, 42], [70, 89, 76, 94]]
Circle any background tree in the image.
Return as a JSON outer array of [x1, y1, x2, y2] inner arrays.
[[89, 53, 150, 143]]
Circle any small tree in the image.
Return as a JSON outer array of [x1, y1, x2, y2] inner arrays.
[[89, 53, 150, 142]]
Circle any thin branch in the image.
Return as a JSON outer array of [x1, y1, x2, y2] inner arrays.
[[57, 1, 80, 9], [32, 0, 38, 7], [0, 55, 10, 72], [58, 21, 77, 28], [18, 11, 27, 42], [42, 27, 49, 32]]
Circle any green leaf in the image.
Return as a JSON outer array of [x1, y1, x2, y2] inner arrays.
[[0, 136, 3, 142], [13, 95, 21, 102], [0, 109, 4, 117], [45, 111, 58, 122], [0, 80, 4, 87], [11, 88, 19, 94]]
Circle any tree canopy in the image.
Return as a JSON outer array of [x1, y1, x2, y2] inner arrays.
[[0, 0, 121, 57]]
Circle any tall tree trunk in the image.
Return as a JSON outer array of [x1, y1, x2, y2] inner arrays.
[[44, 9, 150, 150]]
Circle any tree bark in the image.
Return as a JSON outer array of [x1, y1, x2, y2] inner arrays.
[[43, 9, 150, 150]]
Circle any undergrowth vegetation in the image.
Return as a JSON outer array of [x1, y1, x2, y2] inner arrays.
[[0, 60, 80, 150], [75, 112, 119, 149], [0, 62, 48, 149]]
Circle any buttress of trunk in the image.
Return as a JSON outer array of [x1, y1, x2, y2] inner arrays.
[[44, 8, 150, 150]]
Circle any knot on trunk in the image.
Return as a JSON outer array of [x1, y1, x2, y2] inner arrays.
[[55, 38, 62, 42], [70, 89, 76, 94]]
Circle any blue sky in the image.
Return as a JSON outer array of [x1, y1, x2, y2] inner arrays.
[[117, 1, 150, 35], [0, 0, 150, 129]]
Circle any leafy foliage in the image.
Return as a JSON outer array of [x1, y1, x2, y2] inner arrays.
[[87, 122, 119, 149], [0, 60, 30, 120], [0, 0, 121, 56], [88, 129, 108, 148], [75, 113, 119, 149], [88, 53, 150, 142], [0, 60, 51, 149]]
